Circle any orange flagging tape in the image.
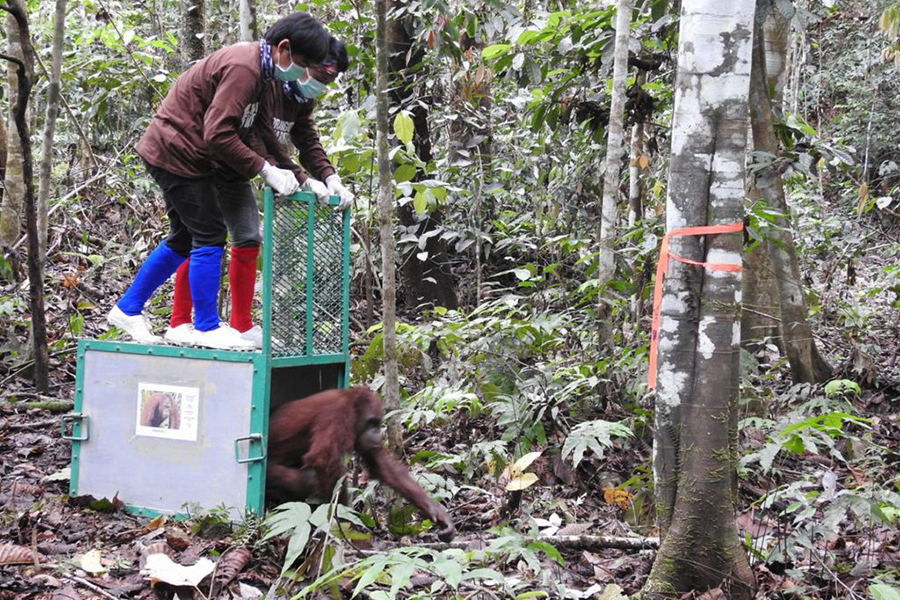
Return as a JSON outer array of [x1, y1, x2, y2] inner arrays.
[[647, 222, 744, 390]]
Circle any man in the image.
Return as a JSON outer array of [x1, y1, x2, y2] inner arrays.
[[107, 13, 330, 350], [164, 36, 354, 349]]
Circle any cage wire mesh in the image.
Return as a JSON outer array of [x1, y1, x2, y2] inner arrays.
[[270, 198, 344, 357]]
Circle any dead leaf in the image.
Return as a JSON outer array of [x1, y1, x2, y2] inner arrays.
[[557, 523, 592, 536], [165, 529, 191, 552], [78, 548, 106, 575], [697, 587, 727, 600], [239, 582, 263, 599], [505, 472, 539, 491], [140, 541, 175, 569], [142, 515, 166, 534], [0, 543, 40, 565], [142, 553, 215, 587], [213, 547, 252, 591], [10, 481, 44, 496], [50, 585, 80, 600], [31, 573, 61, 588], [602, 487, 632, 510]]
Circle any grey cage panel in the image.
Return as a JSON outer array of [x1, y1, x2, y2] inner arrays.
[[270, 198, 343, 357], [76, 351, 253, 518]]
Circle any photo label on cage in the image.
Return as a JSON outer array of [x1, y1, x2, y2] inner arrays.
[[135, 383, 200, 441]]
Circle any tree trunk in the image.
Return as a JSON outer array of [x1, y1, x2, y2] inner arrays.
[[740, 236, 781, 349], [181, 0, 204, 65], [238, 0, 257, 42], [376, 0, 403, 451], [0, 12, 24, 247], [628, 72, 645, 323], [596, 0, 632, 345], [597, 0, 632, 287], [2, 0, 48, 393], [643, 1, 756, 597], [388, 7, 458, 311], [748, 5, 832, 384], [36, 0, 65, 266]]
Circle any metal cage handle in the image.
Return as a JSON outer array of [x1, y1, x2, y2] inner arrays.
[[60, 413, 90, 441], [234, 434, 266, 464]]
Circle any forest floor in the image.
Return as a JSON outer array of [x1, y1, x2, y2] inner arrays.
[[1, 191, 899, 599]]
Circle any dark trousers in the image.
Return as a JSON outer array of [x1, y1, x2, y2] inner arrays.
[[145, 162, 261, 254]]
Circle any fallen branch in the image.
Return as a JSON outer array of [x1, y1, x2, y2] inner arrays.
[[64, 575, 120, 600], [379, 534, 659, 553], [2, 416, 62, 430]]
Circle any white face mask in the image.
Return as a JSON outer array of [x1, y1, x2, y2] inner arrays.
[[296, 70, 328, 98], [274, 42, 305, 82]]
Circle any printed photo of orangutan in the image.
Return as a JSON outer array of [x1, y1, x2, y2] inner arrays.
[[139, 392, 181, 429], [135, 383, 200, 441]]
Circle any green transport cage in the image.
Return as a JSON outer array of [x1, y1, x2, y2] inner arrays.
[[62, 190, 350, 519]]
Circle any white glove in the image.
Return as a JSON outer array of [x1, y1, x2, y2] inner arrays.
[[259, 162, 300, 196], [304, 177, 331, 206], [325, 174, 354, 211]]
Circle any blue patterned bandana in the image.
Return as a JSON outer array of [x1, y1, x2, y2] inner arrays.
[[282, 80, 312, 104], [259, 40, 274, 80]]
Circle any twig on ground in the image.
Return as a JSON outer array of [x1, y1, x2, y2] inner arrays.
[[64, 576, 120, 600]]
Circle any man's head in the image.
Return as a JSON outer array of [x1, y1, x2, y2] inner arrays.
[[292, 36, 350, 99], [307, 37, 350, 85], [265, 12, 330, 72]]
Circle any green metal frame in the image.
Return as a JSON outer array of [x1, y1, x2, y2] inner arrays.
[[70, 339, 270, 517], [67, 190, 350, 520]]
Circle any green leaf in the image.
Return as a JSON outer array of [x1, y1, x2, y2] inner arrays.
[[262, 502, 312, 541], [413, 191, 428, 214], [871, 584, 900, 600], [281, 520, 311, 574], [823, 379, 861, 398], [783, 434, 805, 454], [394, 164, 417, 183], [353, 558, 389, 597], [393, 112, 414, 144], [482, 44, 511, 60], [562, 420, 632, 468], [516, 592, 549, 600], [388, 559, 415, 600], [337, 109, 361, 141], [461, 568, 506, 583]]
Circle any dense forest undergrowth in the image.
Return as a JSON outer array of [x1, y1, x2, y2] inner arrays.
[[1, 0, 899, 598]]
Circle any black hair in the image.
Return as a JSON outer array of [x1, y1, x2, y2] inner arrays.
[[264, 12, 329, 64], [327, 37, 350, 73]]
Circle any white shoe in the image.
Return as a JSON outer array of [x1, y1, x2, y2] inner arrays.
[[189, 324, 255, 351], [164, 323, 195, 345], [107, 305, 161, 344], [240, 325, 263, 349]]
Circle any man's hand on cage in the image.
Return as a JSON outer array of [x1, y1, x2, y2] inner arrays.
[[325, 174, 354, 211], [305, 177, 331, 206], [260, 163, 300, 196]]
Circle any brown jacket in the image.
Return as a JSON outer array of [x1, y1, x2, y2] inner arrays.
[[256, 80, 336, 183], [136, 42, 271, 181]]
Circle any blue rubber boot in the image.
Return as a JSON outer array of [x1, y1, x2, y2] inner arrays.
[[117, 243, 186, 316], [189, 246, 224, 332]]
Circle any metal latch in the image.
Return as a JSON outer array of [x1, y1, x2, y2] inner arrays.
[[234, 434, 266, 464], [60, 413, 90, 441]]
